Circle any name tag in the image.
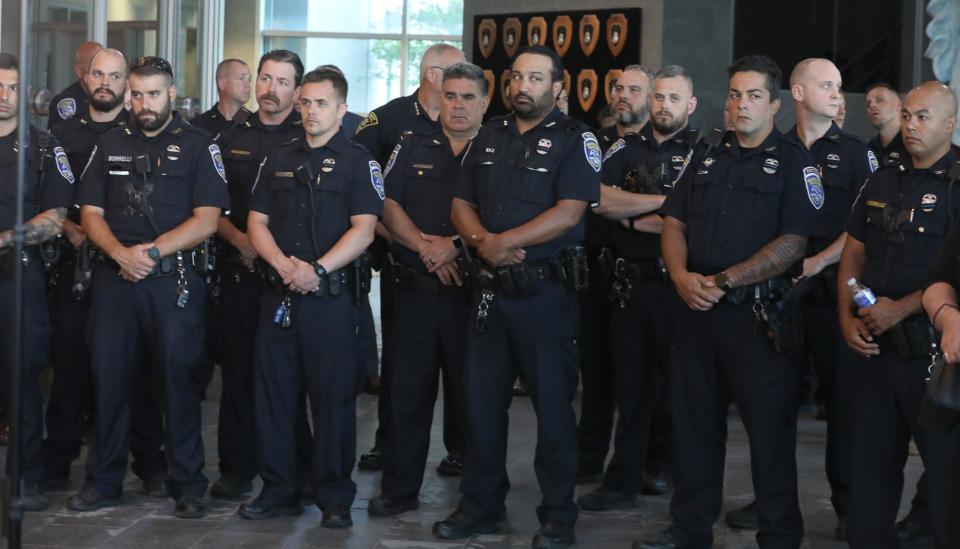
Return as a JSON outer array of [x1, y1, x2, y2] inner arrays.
[[108, 170, 130, 175]]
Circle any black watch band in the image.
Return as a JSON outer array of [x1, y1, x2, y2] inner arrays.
[[314, 263, 327, 278], [716, 271, 733, 292], [147, 246, 160, 261]]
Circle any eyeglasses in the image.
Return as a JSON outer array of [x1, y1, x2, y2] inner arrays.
[[130, 56, 173, 77]]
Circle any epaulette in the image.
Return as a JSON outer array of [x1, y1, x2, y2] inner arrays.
[[233, 107, 253, 126], [560, 115, 583, 131]]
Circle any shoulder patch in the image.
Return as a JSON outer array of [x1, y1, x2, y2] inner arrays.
[[803, 166, 824, 210], [867, 150, 879, 173], [582, 132, 602, 172], [53, 146, 75, 184], [209, 144, 227, 183], [369, 160, 386, 200], [56, 98, 77, 120], [384, 143, 402, 178], [357, 112, 379, 134], [603, 138, 625, 162]]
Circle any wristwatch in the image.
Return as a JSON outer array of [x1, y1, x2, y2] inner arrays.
[[147, 246, 160, 261], [314, 263, 327, 278], [714, 271, 733, 292]]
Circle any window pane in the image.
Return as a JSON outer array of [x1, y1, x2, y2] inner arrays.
[[107, 0, 158, 59], [31, 0, 90, 99], [174, 0, 201, 118], [407, 0, 463, 35], [263, 0, 402, 34], [264, 37, 402, 113], [406, 39, 462, 92]]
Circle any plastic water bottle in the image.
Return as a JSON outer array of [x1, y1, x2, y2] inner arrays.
[[847, 277, 877, 308]]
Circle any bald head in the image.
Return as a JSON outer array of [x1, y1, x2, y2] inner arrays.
[[790, 58, 842, 121], [901, 81, 957, 165], [85, 48, 127, 113], [420, 43, 465, 82], [75, 41, 103, 80]]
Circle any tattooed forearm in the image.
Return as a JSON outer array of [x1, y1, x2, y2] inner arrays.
[[24, 208, 67, 245], [723, 234, 807, 288]]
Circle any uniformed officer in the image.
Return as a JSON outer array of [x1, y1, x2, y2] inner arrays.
[[238, 66, 382, 527], [48, 41, 102, 133], [433, 45, 599, 549], [210, 49, 305, 501], [577, 65, 653, 485], [838, 81, 958, 549], [725, 58, 875, 539], [368, 62, 485, 517], [353, 42, 466, 474], [578, 65, 698, 512], [67, 56, 229, 518], [190, 58, 252, 138], [865, 82, 908, 168], [637, 55, 824, 549], [317, 65, 364, 137], [0, 52, 74, 511], [43, 48, 169, 497]]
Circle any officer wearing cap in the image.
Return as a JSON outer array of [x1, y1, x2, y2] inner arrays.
[[48, 41, 102, 133], [865, 82, 909, 168], [43, 48, 168, 497], [0, 52, 74, 512], [208, 49, 305, 501], [432, 45, 599, 549], [190, 58, 251, 138], [67, 55, 229, 519], [637, 55, 825, 549], [238, 66, 382, 527], [353, 42, 466, 474], [367, 61, 485, 518], [578, 64, 698, 513], [839, 81, 959, 549]]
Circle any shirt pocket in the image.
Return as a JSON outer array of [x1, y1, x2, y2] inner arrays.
[[516, 156, 557, 206], [901, 206, 950, 269], [403, 164, 444, 206], [269, 178, 298, 219], [740, 171, 783, 224], [104, 161, 137, 211], [153, 155, 191, 207]]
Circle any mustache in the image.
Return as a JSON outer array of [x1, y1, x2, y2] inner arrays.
[[94, 87, 117, 98], [513, 92, 533, 102], [258, 93, 280, 104], [137, 109, 159, 118]]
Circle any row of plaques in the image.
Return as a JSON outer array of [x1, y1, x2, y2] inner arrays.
[[484, 68, 624, 113], [478, 14, 629, 59]]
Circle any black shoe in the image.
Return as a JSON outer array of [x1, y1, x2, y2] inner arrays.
[[368, 495, 419, 516], [238, 498, 303, 520], [210, 477, 253, 500], [513, 379, 530, 396], [358, 446, 382, 471], [725, 500, 759, 530], [633, 532, 682, 549], [433, 509, 499, 539], [576, 487, 639, 511], [641, 470, 673, 495], [437, 454, 463, 476], [144, 474, 169, 498], [67, 486, 121, 512], [22, 481, 49, 512], [896, 512, 935, 545], [575, 470, 602, 485], [321, 505, 353, 528], [834, 515, 847, 541], [174, 495, 207, 519], [532, 520, 575, 548]]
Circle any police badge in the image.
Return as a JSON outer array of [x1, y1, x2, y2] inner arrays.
[[369, 160, 385, 200], [528, 17, 547, 46], [604, 69, 622, 105], [606, 13, 628, 57], [503, 18, 521, 58], [553, 16, 573, 57], [56, 98, 77, 120], [583, 132, 602, 173], [803, 166, 824, 210], [579, 15, 600, 57], [209, 144, 227, 183], [478, 19, 497, 59], [53, 146, 75, 184], [577, 69, 599, 112], [867, 150, 879, 172]]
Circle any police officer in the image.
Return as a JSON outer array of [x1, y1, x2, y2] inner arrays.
[[0, 52, 75, 511], [838, 81, 958, 549], [368, 62, 485, 517], [725, 58, 875, 539], [577, 65, 653, 485], [637, 55, 824, 549], [210, 49, 304, 501], [43, 48, 169, 497], [317, 65, 364, 137], [865, 82, 908, 168], [67, 56, 229, 518], [432, 45, 599, 549], [48, 41, 102, 133], [190, 58, 252, 138], [238, 66, 382, 527], [578, 65, 698, 512], [354, 42, 465, 473]]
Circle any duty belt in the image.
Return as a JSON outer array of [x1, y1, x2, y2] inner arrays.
[[98, 244, 211, 279], [388, 262, 444, 293], [722, 277, 793, 306], [879, 314, 935, 360], [255, 259, 354, 298], [609, 257, 665, 308]]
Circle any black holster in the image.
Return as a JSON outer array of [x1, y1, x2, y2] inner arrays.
[[880, 314, 934, 359], [759, 298, 805, 353], [559, 244, 589, 292]]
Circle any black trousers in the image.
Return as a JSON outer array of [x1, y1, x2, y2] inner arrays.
[[381, 283, 469, 502], [603, 279, 676, 493], [458, 281, 580, 525], [847, 352, 954, 548], [254, 290, 364, 509], [0, 262, 50, 484], [576, 264, 615, 476], [668, 302, 803, 549], [84, 265, 207, 498]]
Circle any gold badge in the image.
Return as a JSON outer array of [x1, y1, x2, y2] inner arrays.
[[503, 18, 521, 58], [577, 69, 599, 112], [579, 14, 600, 57], [477, 19, 497, 59], [553, 16, 573, 57], [604, 70, 622, 105], [528, 17, 547, 47], [357, 111, 378, 133], [606, 13, 628, 57]]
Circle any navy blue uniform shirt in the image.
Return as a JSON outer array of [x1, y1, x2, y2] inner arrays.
[[384, 129, 463, 274], [455, 108, 601, 264], [847, 150, 960, 299], [48, 80, 88, 133], [661, 128, 825, 275], [189, 103, 233, 139], [868, 132, 909, 169], [76, 113, 231, 245], [353, 90, 440, 165], [249, 128, 384, 262], [583, 124, 622, 248], [0, 125, 75, 232]]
